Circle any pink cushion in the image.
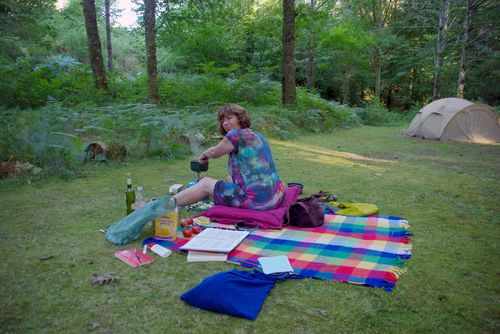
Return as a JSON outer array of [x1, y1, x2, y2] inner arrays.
[[279, 186, 302, 207], [199, 187, 301, 230]]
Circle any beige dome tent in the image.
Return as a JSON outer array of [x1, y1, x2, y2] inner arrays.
[[405, 98, 500, 144]]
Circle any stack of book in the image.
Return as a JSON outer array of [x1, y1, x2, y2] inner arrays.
[[186, 251, 229, 262], [180, 228, 249, 262]]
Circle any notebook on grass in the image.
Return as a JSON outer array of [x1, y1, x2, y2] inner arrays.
[[114, 247, 156, 268], [180, 228, 249, 253]]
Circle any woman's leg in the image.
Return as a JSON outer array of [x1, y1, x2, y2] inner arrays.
[[173, 177, 218, 207]]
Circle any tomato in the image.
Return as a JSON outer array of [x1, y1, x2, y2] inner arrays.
[[180, 217, 194, 228], [180, 218, 189, 228], [191, 225, 201, 234], [182, 227, 193, 238]]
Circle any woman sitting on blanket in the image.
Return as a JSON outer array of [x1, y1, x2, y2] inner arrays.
[[174, 103, 285, 210]]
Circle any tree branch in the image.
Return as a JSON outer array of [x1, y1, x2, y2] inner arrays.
[[466, 47, 489, 65], [392, 25, 434, 30], [316, 0, 335, 11], [156, 11, 199, 32], [472, 0, 487, 11], [469, 27, 494, 45]]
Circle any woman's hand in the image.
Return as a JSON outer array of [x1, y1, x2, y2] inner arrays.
[[199, 151, 209, 164]]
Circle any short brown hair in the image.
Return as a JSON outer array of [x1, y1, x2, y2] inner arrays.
[[217, 103, 251, 135]]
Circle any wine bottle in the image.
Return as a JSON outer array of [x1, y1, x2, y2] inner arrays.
[[125, 173, 136, 215]]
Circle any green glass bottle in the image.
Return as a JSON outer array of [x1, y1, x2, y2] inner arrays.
[[125, 173, 136, 215]]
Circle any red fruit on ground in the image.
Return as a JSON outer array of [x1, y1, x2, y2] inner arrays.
[[191, 225, 201, 234], [182, 227, 193, 238]]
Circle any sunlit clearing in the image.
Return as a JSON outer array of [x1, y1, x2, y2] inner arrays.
[[270, 140, 396, 171]]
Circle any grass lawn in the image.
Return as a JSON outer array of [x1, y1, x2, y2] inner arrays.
[[0, 125, 498, 333]]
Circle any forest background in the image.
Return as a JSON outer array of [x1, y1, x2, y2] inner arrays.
[[0, 0, 498, 179]]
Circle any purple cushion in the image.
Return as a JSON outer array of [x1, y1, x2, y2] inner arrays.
[[200, 187, 301, 230]]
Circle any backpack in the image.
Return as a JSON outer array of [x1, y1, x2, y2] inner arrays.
[[286, 196, 324, 228]]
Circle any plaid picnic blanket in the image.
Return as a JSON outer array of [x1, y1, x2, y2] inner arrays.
[[143, 214, 412, 291]]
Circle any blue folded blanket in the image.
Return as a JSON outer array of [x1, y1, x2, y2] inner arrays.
[[180, 269, 302, 320]]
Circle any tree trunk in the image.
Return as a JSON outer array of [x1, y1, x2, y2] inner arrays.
[[408, 67, 416, 110], [105, 0, 113, 71], [282, 0, 296, 105], [343, 67, 352, 104], [373, 46, 381, 99], [432, 0, 451, 100], [306, 0, 316, 90], [82, 0, 108, 90], [144, 0, 159, 105], [370, 0, 383, 100], [457, 0, 476, 99]]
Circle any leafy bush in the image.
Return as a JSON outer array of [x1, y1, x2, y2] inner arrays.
[[355, 99, 401, 126], [0, 59, 53, 109], [0, 106, 84, 179], [0, 56, 111, 109], [230, 73, 281, 106], [158, 74, 233, 107], [0, 71, 369, 180]]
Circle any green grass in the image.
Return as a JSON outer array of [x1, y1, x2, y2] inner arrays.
[[0, 125, 499, 333]]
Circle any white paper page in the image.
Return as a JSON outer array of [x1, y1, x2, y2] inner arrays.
[[180, 228, 249, 253], [258, 255, 294, 274]]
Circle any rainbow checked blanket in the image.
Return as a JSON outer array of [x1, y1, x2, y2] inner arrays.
[[144, 214, 412, 291]]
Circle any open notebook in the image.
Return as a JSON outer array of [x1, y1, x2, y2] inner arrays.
[[180, 228, 249, 253]]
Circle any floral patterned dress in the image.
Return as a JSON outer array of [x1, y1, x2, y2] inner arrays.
[[213, 128, 285, 210]]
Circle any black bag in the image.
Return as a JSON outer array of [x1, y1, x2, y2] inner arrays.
[[286, 196, 324, 228]]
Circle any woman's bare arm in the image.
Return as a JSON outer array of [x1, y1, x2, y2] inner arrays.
[[199, 137, 234, 163]]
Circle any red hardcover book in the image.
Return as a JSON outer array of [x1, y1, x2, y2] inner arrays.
[[114, 247, 156, 268]]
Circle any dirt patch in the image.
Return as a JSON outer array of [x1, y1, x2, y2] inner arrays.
[[359, 152, 400, 161]]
